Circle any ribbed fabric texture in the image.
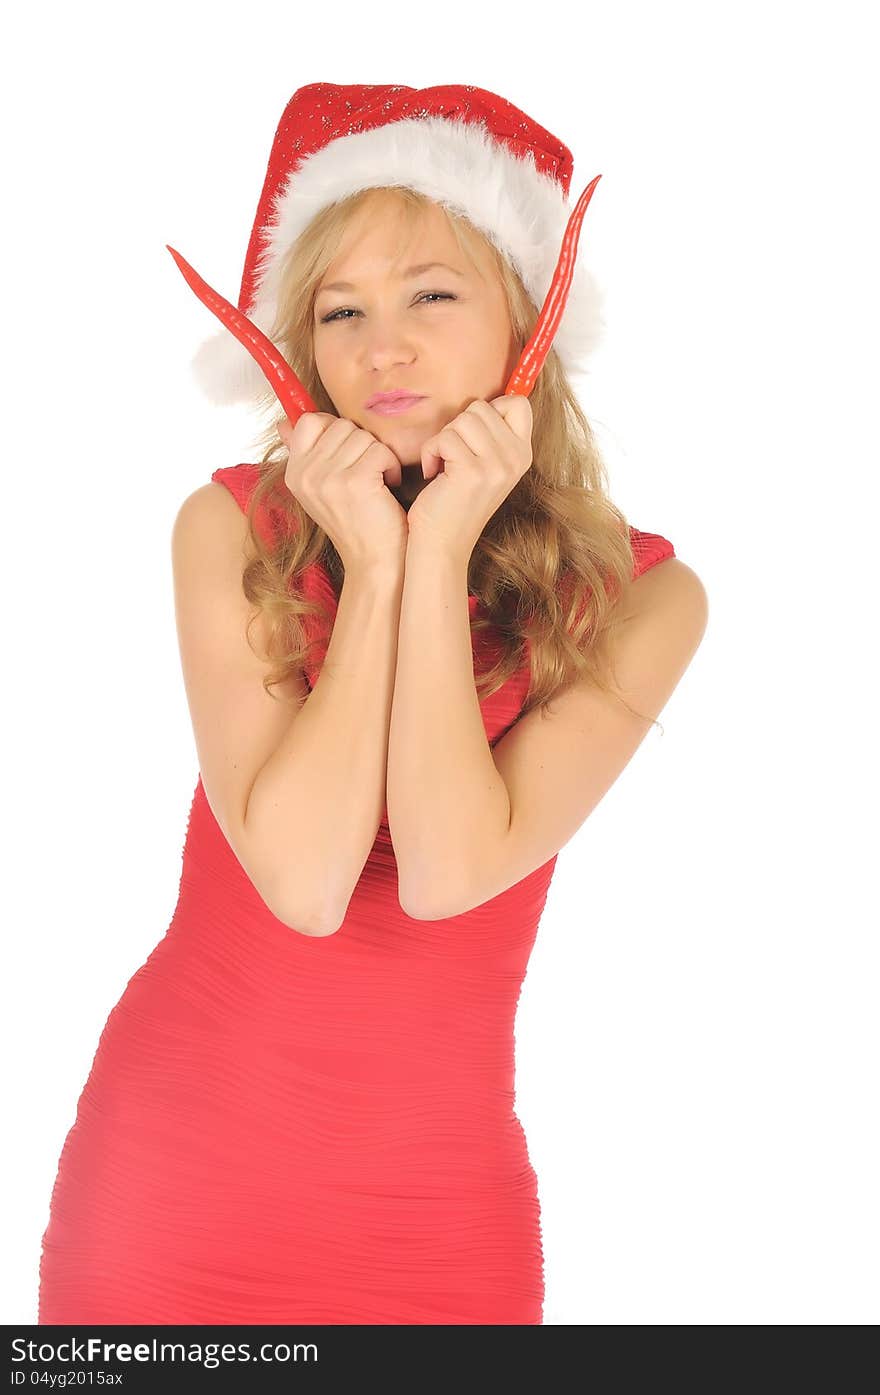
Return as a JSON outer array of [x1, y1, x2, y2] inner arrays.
[[38, 463, 674, 1325]]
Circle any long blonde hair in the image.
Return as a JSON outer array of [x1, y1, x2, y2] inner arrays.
[[236, 185, 658, 729]]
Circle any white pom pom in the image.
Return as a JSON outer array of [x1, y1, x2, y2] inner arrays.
[[189, 297, 283, 405]]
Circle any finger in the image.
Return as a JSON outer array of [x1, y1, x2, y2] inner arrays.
[[434, 424, 479, 460], [486, 394, 533, 441], [464, 398, 529, 454], [420, 432, 447, 479], [420, 425, 472, 479], [380, 450, 403, 488], [462, 399, 512, 450], [423, 425, 464, 457], [449, 409, 504, 458], [288, 410, 332, 456]]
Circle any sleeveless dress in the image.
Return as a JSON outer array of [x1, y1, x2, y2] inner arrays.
[[38, 463, 675, 1325]]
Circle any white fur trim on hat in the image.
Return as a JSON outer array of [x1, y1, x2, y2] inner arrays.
[[190, 114, 606, 406]]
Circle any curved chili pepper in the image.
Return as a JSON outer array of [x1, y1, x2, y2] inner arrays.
[[503, 173, 603, 398], [166, 245, 318, 421]]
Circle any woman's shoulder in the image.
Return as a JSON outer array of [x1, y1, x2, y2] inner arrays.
[[209, 462, 297, 548]]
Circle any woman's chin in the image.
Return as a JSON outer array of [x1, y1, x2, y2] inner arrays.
[[372, 416, 433, 449]]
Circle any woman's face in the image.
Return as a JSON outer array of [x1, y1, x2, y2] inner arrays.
[[312, 197, 519, 505]]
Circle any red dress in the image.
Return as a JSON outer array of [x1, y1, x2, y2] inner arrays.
[[38, 463, 675, 1324]]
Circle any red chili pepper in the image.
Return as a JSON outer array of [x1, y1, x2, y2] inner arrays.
[[503, 173, 602, 398], [166, 245, 318, 421]]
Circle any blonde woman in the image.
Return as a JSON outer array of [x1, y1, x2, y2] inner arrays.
[[38, 83, 708, 1325]]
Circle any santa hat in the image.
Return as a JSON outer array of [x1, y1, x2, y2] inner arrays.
[[190, 82, 606, 406]]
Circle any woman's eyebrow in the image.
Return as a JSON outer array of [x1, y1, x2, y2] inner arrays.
[[317, 262, 465, 295]]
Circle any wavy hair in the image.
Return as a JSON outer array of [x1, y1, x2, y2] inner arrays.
[[235, 185, 660, 731]]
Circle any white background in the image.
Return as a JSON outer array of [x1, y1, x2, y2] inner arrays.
[[4, 0, 877, 1326]]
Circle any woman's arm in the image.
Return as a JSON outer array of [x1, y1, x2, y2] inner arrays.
[[245, 559, 405, 935], [386, 535, 510, 918], [388, 547, 707, 920]]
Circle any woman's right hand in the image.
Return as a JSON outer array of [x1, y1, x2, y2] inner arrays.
[[277, 412, 409, 573]]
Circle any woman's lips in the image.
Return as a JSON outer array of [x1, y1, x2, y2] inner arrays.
[[368, 395, 426, 416]]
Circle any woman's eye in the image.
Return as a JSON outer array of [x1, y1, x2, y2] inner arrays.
[[320, 292, 456, 324]]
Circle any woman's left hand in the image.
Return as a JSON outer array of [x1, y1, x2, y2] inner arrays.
[[406, 396, 534, 562]]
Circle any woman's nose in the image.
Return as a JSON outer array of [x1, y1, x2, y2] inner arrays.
[[367, 341, 417, 368]]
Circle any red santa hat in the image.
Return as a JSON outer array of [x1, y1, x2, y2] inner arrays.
[[189, 82, 607, 406]]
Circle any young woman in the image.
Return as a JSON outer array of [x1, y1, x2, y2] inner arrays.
[[38, 83, 708, 1325]]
